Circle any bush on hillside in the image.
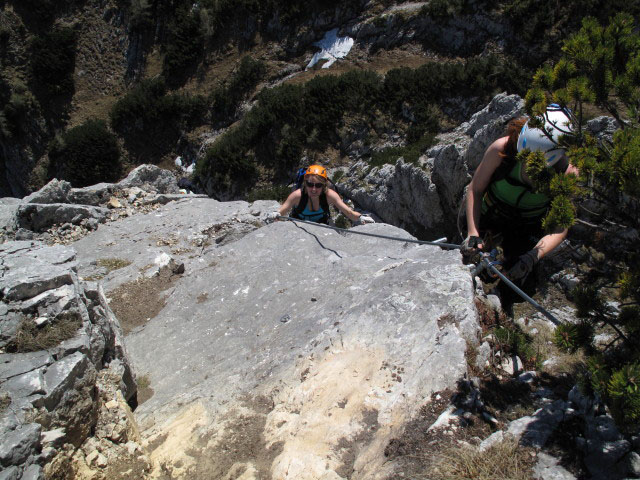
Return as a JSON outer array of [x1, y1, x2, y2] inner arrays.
[[197, 56, 526, 196], [29, 26, 76, 97], [210, 56, 266, 123], [522, 13, 640, 428], [48, 119, 121, 187], [419, 0, 467, 19], [110, 77, 206, 160], [162, 5, 204, 86]]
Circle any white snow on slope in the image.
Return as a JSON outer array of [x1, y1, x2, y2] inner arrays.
[[306, 28, 354, 70]]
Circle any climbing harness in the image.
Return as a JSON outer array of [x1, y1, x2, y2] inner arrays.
[[276, 215, 563, 325]]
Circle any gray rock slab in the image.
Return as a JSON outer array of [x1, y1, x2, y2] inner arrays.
[[23, 179, 71, 205], [38, 352, 89, 411], [0, 243, 76, 301], [0, 368, 46, 398], [626, 451, 640, 477], [121, 218, 478, 478], [0, 466, 20, 480], [0, 352, 53, 382], [533, 452, 576, 480], [72, 197, 278, 291], [16, 204, 109, 232], [40, 428, 66, 448], [507, 400, 566, 448], [20, 464, 43, 480], [0, 205, 20, 234], [140, 193, 209, 206], [117, 165, 179, 194], [0, 423, 41, 467], [68, 183, 120, 206]]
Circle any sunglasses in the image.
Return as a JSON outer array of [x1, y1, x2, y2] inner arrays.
[[305, 181, 325, 189]]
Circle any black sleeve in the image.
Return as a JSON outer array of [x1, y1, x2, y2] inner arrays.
[[554, 156, 569, 174]]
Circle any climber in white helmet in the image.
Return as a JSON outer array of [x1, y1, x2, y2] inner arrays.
[[462, 104, 579, 293]]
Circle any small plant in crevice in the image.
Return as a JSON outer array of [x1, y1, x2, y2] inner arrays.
[[8, 312, 82, 353], [96, 258, 132, 273], [493, 325, 541, 369]]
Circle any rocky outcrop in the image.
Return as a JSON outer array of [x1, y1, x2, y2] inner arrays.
[[335, 93, 524, 239], [0, 165, 186, 243], [64, 189, 480, 478], [0, 241, 136, 479]]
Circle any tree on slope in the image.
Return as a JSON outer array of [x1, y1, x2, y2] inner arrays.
[[519, 13, 640, 428]]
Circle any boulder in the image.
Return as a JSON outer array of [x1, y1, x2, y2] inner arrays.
[[336, 93, 524, 238], [0, 423, 42, 467], [118, 165, 179, 194], [16, 204, 109, 233], [68, 183, 120, 206], [0, 242, 76, 301], [0, 241, 137, 475], [112, 215, 479, 478], [22, 180, 71, 205]]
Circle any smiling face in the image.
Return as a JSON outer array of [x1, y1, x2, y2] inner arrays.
[[304, 174, 326, 197]]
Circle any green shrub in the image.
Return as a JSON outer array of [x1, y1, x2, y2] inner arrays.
[[1, 91, 38, 138], [110, 77, 206, 159], [524, 13, 640, 428], [494, 325, 539, 367], [246, 184, 290, 202], [30, 26, 76, 97], [210, 56, 266, 123], [420, 0, 467, 18], [162, 5, 204, 85], [369, 133, 436, 168], [48, 119, 121, 187]]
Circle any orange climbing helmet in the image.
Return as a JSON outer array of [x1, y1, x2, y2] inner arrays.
[[304, 164, 327, 180]]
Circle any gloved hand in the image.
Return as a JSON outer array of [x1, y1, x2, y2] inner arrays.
[[461, 235, 482, 255], [359, 214, 375, 224], [507, 249, 539, 283], [265, 211, 280, 222]]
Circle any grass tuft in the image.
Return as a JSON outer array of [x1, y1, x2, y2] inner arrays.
[[426, 438, 534, 480], [96, 258, 132, 273], [9, 312, 82, 353]]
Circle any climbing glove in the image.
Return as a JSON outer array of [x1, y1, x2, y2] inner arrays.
[[461, 235, 482, 255], [265, 212, 280, 222], [507, 249, 539, 284], [359, 214, 375, 224]]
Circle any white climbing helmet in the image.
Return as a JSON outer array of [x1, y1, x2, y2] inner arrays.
[[517, 104, 573, 167]]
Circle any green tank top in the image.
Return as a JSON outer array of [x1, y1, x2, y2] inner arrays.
[[482, 159, 549, 222]]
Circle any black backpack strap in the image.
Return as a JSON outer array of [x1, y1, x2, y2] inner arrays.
[[291, 190, 308, 219], [319, 192, 330, 224]]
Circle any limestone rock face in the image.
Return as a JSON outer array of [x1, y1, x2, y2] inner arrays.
[[67, 192, 479, 478], [0, 240, 135, 478], [335, 93, 525, 239], [118, 165, 180, 194]]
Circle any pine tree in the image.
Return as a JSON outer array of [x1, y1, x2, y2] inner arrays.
[[522, 13, 640, 428]]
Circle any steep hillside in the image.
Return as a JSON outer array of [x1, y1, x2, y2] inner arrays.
[[1, 0, 637, 198]]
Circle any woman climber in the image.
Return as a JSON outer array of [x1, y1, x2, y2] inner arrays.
[[462, 104, 579, 286], [268, 164, 375, 225]]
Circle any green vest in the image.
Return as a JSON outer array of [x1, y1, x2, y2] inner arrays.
[[482, 159, 549, 223]]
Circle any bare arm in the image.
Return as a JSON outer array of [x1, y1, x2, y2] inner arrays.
[[526, 163, 576, 258], [466, 137, 509, 242], [532, 229, 568, 260], [326, 189, 362, 222], [278, 190, 302, 217]]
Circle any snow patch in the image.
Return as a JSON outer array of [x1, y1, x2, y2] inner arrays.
[[306, 28, 354, 70]]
